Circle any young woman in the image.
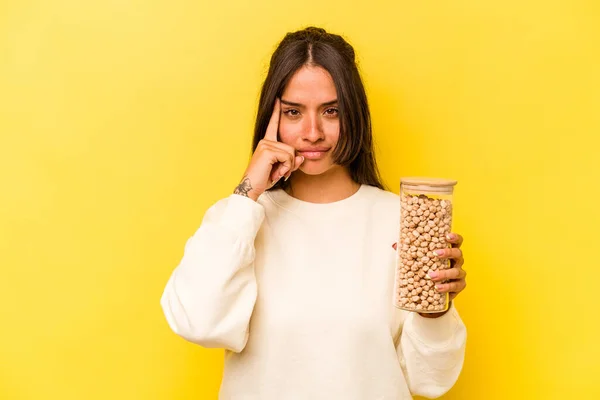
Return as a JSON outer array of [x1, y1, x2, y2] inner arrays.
[[161, 26, 467, 399]]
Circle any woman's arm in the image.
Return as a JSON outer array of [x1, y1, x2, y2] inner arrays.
[[160, 194, 264, 353], [395, 303, 467, 398]]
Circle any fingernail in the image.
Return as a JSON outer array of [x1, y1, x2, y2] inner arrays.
[[435, 284, 443, 291], [284, 174, 290, 181], [280, 166, 290, 176], [433, 250, 444, 257], [270, 176, 282, 187], [428, 271, 438, 279], [446, 233, 456, 240]]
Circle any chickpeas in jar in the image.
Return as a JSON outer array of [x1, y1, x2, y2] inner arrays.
[[393, 177, 458, 313]]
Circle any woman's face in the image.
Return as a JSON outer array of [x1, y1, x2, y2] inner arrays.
[[278, 65, 341, 176]]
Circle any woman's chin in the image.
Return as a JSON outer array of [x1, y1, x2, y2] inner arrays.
[[297, 161, 336, 176]]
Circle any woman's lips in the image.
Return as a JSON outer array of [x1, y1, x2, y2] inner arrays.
[[298, 150, 329, 160]]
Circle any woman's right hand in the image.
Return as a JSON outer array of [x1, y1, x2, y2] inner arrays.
[[234, 98, 304, 201]]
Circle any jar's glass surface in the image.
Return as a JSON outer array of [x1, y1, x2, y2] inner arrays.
[[394, 178, 457, 313]]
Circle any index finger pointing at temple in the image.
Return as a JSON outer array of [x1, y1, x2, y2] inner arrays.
[[264, 98, 281, 142]]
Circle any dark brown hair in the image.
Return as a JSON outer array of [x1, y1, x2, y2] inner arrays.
[[252, 26, 385, 191]]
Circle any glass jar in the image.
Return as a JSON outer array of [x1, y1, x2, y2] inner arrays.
[[393, 177, 458, 313]]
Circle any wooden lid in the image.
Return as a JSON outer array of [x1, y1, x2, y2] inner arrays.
[[400, 177, 457, 194], [400, 177, 458, 187]]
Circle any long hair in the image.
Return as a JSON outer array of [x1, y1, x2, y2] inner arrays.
[[252, 26, 385, 191]]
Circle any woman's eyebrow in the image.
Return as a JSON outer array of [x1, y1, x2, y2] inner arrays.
[[280, 99, 338, 107]]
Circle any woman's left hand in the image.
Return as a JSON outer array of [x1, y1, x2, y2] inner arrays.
[[427, 233, 467, 303]]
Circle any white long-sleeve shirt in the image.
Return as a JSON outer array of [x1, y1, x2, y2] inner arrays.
[[161, 184, 467, 399]]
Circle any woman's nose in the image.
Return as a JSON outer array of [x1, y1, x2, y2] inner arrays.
[[303, 115, 325, 142]]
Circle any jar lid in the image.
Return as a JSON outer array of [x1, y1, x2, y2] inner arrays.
[[400, 177, 457, 194], [400, 177, 458, 187]]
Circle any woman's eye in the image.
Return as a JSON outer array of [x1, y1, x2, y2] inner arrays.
[[325, 108, 339, 116], [284, 109, 300, 116]]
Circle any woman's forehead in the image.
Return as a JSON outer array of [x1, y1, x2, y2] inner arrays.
[[282, 65, 337, 103]]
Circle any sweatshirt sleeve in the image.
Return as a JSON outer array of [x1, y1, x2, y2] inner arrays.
[[395, 303, 467, 398], [160, 194, 265, 353]]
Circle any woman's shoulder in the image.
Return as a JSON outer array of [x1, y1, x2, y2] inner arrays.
[[361, 184, 400, 206], [361, 185, 400, 234]]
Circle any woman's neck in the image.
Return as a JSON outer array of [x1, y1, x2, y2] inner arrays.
[[285, 166, 361, 204]]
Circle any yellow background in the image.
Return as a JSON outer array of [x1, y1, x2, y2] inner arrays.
[[1, 0, 598, 399]]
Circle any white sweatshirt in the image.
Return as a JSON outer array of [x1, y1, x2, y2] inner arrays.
[[161, 184, 467, 399]]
